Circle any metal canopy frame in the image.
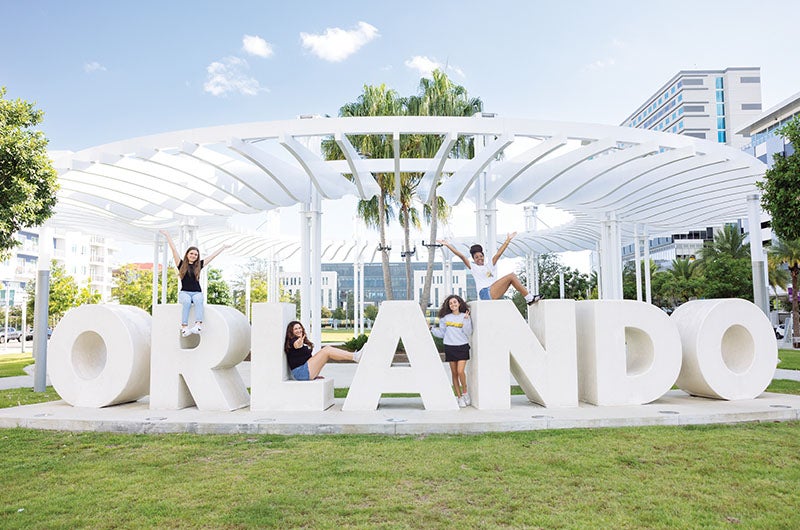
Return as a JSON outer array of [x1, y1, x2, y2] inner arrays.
[[48, 115, 768, 316]]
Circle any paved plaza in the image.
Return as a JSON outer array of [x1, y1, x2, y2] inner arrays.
[[1, 362, 799, 435]]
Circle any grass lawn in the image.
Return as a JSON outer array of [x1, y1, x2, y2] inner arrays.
[[321, 327, 368, 343], [0, 423, 798, 528], [2, 381, 800, 527], [778, 348, 800, 370], [0, 354, 34, 377]]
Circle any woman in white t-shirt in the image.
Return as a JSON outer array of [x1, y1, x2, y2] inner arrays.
[[439, 233, 542, 305]]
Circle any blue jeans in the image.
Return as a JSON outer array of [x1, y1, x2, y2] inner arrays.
[[178, 291, 204, 325], [479, 287, 492, 300], [291, 362, 310, 381]]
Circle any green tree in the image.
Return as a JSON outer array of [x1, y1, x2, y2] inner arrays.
[[205, 268, 231, 306], [697, 224, 750, 262], [757, 117, 800, 241], [645, 258, 704, 309], [26, 261, 101, 325], [767, 252, 790, 309], [363, 303, 378, 321], [0, 87, 59, 260], [695, 225, 752, 301], [768, 239, 800, 347], [512, 254, 594, 315], [405, 70, 482, 309], [230, 258, 288, 316], [323, 84, 403, 300], [700, 254, 753, 301], [111, 264, 178, 313]]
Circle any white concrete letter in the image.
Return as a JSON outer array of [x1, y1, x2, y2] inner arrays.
[[576, 300, 682, 405], [470, 300, 578, 409], [249, 302, 334, 411], [672, 299, 777, 399], [48, 304, 151, 408], [150, 304, 250, 411], [343, 301, 458, 411]]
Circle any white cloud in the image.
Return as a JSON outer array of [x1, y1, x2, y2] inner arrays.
[[585, 58, 616, 71], [404, 55, 465, 78], [242, 34, 274, 58], [203, 56, 266, 97], [300, 21, 378, 62], [83, 61, 107, 73]]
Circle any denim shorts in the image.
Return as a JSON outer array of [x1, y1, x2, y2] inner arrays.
[[479, 287, 491, 300], [291, 362, 310, 381]]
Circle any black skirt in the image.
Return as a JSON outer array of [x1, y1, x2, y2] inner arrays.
[[444, 343, 470, 362]]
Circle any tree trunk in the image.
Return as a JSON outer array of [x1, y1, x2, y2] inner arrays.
[[793, 268, 799, 348], [403, 207, 413, 300], [420, 197, 438, 312], [378, 192, 393, 300]]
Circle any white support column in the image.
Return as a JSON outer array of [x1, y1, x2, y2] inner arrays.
[[594, 243, 603, 300], [245, 275, 252, 321], [642, 228, 652, 304], [474, 134, 489, 251], [300, 200, 311, 332], [160, 239, 168, 305], [358, 261, 365, 333], [747, 194, 770, 316], [633, 224, 643, 302], [19, 291, 26, 354], [599, 214, 623, 300], [33, 226, 53, 392], [353, 259, 360, 337], [152, 235, 159, 312], [267, 249, 279, 303], [310, 188, 322, 349], [524, 204, 539, 295], [443, 247, 452, 295]]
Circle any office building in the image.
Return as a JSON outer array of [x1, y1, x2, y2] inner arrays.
[[621, 67, 763, 148], [0, 229, 118, 312], [282, 261, 476, 311]]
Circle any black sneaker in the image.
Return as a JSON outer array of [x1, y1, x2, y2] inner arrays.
[[527, 294, 544, 305]]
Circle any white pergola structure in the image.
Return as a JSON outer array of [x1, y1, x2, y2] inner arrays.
[[47, 115, 769, 345]]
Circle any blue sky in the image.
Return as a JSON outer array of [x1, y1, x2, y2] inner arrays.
[[2, 0, 798, 274], [2, 0, 798, 152]]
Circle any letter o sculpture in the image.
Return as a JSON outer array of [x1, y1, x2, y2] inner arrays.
[[49, 304, 151, 407], [671, 299, 777, 400]]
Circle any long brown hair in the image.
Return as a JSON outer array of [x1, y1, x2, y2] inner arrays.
[[178, 246, 201, 280], [285, 320, 313, 353], [438, 294, 467, 318]]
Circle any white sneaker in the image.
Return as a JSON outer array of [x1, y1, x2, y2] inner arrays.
[[353, 349, 363, 363], [180, 327, 191, 337], [457, 395, 466, 408], [462, 393, 471, 406], [191, 322, 203, 334]]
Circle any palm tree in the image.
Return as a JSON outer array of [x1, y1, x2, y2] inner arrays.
[[321, 84, 402, 299], [404, 70, 483, 310], [767, 253, 790, 302], [669, 258, 699, 280], [769, 239, 800, 347], [697, 224, 750, 262]]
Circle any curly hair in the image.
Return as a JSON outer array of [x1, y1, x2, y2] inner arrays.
[[438, 294, 468, 318], [284, 320, 313, 353]]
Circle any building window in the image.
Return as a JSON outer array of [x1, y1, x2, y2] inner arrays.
[[717, 117, 726, 129], [715, 77, 724, 89], [718, 131, 727, 143]]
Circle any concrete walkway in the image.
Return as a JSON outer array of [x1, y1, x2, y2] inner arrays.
[[1, 362, 799, 435]]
